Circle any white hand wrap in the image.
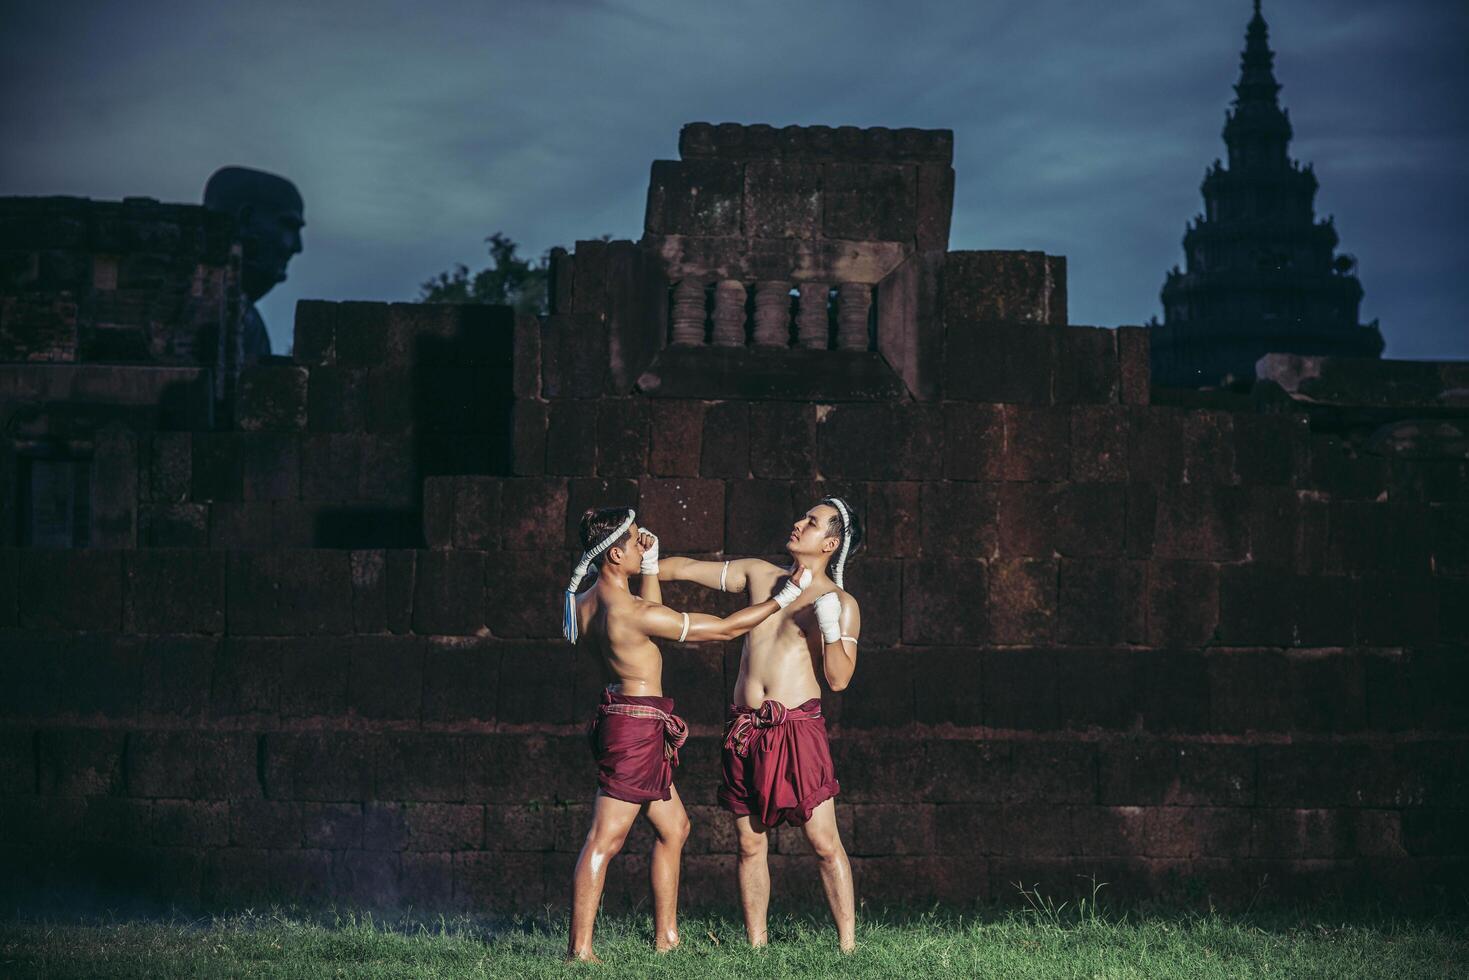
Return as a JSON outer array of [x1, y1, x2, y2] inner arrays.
[[815, 592, 842, 644], [773, 568, 812, 608], [639, 531, 659, 575]]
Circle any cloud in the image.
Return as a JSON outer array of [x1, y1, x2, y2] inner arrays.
[[3, 0, 1465, 359]]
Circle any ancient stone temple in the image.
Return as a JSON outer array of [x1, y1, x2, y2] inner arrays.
[[1150, 1, 1385, 388], [0, 122, 1464, 914]]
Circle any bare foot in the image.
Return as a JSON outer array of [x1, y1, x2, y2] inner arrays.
[[565, 949, 603, 964], [655, 935, 681, 953], [839, 939, 856, 954]]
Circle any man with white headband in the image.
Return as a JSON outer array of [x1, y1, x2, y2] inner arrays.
[[657, 497, 863, 953], [564, 506, 822, 963]]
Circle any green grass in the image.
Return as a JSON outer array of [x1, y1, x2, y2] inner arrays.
[[2, 902, 1465, 979]]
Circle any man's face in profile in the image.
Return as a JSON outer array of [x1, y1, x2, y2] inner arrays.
[[240, 201, 304, 299]]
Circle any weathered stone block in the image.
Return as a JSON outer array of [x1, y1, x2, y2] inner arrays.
[[125, 549, 225, 634], [191, 433, 243, 502], [637, 478, 725, 553], [1002, 405, 1070, 481], [901, 558, 987, 645], [495, 643, 577, 725], [412, 551, 485, 636], [451, 477, 502, 550], [595, 399, 648, 478], [1053, 326, 1119, 404], [511, 400, 547, 476], [306, 366, 369, 432], [920, 481, 998, 558], [1058, 559, 1146, 645], [822, 162, 917, 241], [1153, 485, 1249, 561], [943, 403, 1005, 481], [226, 550, 354, 635], [944, 251, 1066, 326], [915, 163, 955, 251], [332, 301, 395, 367], [1146, 560, 1219, 646], [1070, 405, 1128, 482], [240, 433, 301, 502], [725, 480, 796, 556], [700, 402, 749, 479], [348, 636, 425, 721], [484, 550, 570, 639], [987, 558, 1057, 644], [1126, 407, 1186, 484], [129, 731, 260, 800], [817, 404, 942, 480], [237, 366, 308, 431], [500, 478, 569, 550], [864, 482, 921, 558], [645, 159, 744, 236], [350, 549, 415, 634], [228, 800, 302, 848], [38, 730, 125, 796], [943, 320, 1055, 404], [647, 400, 704, 477], [743, 160, 821, 239], [1117, 326, 1150, 405], [981, 650, 1058, 730], [279, 637, 349, 720], [19, 550, 123, 631], [1098, 741, 1254, 806], [545, 399, 597, 476], [749, 402, 817, 479], [843, 557, 901, 647], [912, 649, 984, 726]]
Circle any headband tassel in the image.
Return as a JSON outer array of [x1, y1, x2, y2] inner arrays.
[[562, 508, 636, 644]]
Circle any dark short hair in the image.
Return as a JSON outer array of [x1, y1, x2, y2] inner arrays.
[[579, 507, 634, 567], [821, 498, 863, 559]]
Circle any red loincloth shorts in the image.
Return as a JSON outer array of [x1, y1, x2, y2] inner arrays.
[[718, 698, 839, 827], [586, 688, 688, 805]]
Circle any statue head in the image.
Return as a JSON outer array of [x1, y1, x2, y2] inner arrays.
[[203, 166, 305, 303]]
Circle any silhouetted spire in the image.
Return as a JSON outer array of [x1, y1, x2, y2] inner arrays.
[[1224, 0, 1291, 169], [1150, 0, 1384, 387]]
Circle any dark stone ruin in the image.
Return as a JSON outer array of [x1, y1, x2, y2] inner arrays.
[[0, 123, 1464, 913]]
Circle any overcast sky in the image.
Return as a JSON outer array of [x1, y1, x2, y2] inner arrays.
[[4, 0, 1466, 359]]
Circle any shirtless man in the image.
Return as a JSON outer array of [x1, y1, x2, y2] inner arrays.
[[564, 506, 819, 963], [658, 497, 863, 952]]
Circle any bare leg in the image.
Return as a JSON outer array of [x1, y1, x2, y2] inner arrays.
[[567, 792, 641, 962], [797, 799, 856, 952], [734, 813, 772, 947], [644, 783, 692, 952]]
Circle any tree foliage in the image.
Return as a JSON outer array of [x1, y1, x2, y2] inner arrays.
[[417, 233, 550, 314]]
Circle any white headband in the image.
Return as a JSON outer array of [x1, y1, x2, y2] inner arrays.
[[562, 508, 635, 644], [824, 497, 852, 589]]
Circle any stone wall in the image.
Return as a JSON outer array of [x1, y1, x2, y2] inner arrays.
[[0, 125, 1464, 913]]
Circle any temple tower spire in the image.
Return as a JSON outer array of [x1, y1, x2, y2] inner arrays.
[[1149, 2, 1383, 387]]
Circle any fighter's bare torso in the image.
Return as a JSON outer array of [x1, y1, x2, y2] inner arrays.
[[576, 585, 665, 697], [735, 561, 850, 708]]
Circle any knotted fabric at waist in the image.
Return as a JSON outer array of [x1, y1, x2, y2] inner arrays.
[[724, 698, 823, 757], [597, 688, 688, 763]]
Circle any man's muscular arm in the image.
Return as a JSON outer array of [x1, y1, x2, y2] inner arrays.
[[638, 570, 814, 643], [657, 556, 771, 594], [635, 529, 661, 604], [815, 594, 861, 692]]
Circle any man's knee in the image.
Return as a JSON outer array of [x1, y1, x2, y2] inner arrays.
[[736, 827, 769, 860], [805, 829, 843, 862], [587, 826, 630, 857], [659, 813, 692, 846]]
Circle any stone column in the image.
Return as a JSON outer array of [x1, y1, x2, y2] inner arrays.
[[670, 279, 706, 346], [711, 279, 747, 347], [752, 281, 791, 347], [836, 283, 871, 351], [796, 282, 830, 349]]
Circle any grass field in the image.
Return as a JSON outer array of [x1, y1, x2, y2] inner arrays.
[[3, 902, 1466, 979]]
